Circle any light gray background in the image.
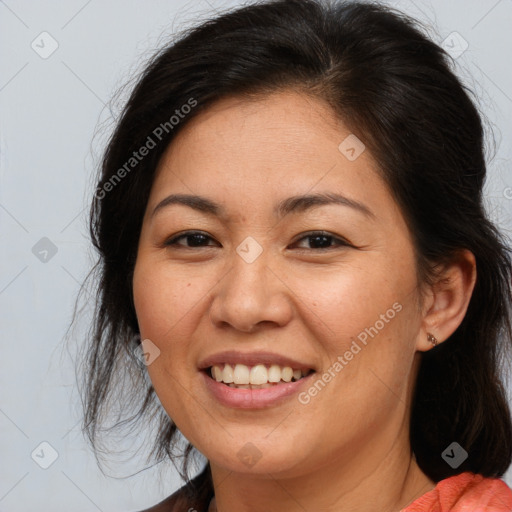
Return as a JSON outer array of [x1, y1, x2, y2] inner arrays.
[[1, 1, 511, 511]]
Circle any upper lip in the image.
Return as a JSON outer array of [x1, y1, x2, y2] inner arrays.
[[198, 350, 316, 371]]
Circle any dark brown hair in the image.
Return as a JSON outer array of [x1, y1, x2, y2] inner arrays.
[[80, 0, 512, 487]]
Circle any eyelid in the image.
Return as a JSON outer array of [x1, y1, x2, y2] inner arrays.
[[163, 230, 353, 250], [164, 230, 219, 247], [290, 230, 353, 249]]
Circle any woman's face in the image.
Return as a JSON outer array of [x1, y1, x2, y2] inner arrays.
[[132, 90, 427, 478]]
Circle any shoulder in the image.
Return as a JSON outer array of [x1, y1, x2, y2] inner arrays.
[[403, 472, 512, 511], [134, 465, 212, 512]]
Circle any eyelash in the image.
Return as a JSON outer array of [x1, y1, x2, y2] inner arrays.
[[163, 230, 352, 251]]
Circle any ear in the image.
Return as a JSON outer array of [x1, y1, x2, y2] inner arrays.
[[417, 249, 477, 351]]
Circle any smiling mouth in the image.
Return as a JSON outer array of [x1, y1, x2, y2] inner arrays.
[[207, 363, 314, 389]]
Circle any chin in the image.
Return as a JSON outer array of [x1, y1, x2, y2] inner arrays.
[[197, 431, 314, 478]]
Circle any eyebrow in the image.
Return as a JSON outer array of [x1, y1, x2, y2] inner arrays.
[[151, 192, 375, 220]]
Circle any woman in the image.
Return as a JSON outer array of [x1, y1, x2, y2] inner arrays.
[[80, 0, 512, 510]]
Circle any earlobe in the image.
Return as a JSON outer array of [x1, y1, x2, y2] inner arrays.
[[426, 333, 438, 347], [418, 249, 477, 351]]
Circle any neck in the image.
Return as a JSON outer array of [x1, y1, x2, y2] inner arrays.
[[208, 424, 435, 512]]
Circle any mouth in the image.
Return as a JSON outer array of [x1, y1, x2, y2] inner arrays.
[[205, 363, 314, 389], [198, 351, 317, 408]]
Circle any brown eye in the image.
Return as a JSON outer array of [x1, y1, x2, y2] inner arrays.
[[291, 231, 351, 250], [164, 231, 220, 248]]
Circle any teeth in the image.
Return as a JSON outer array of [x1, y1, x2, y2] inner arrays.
[[229, 382, 286, 389], [213, 366, 223, 382], [222, 364, 234, 383], [234, 364, 250, 385], [281, 367, 293, 382], [268, 364, 281, 383], [210, 363, 311, 387], [250, 364, 268, 385]]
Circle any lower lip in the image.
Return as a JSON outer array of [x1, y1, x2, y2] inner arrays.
[[201, 371, 315, 409]]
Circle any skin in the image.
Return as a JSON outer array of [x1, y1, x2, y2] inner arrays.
[[132, 89, 476, 512]]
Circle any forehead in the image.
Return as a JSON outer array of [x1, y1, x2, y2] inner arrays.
[[142, 90, 414, 261], [152, 90, 381, 198]]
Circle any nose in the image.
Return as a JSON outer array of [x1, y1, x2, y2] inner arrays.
[[208, 246, 293, 333]]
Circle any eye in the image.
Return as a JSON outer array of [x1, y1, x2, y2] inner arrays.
[[164, 231, 220, 248], [163, 230, 352, 251], [290, 231, 352, 250]]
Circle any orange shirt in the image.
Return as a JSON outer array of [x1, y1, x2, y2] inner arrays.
[[403, 472, 512, 512]]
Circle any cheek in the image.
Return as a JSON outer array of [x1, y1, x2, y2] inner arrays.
[[132, 260, 203, 429], [131, 257, 218, 393], [284, 257, 417, 355], [286, 253, 421, 416], [132, 257, 205, 342]]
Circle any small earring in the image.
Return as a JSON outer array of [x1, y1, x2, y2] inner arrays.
[[427, 333, 438, 346]]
